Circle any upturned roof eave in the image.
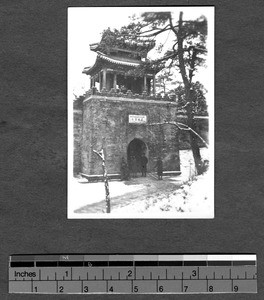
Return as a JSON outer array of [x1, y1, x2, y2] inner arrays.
[[97, 51, 141, 66], [82, 53, 141, 75], [83, 52, 160, 76], [82, 61, 138, 76]]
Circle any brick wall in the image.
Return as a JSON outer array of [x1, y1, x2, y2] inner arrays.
[[81, 96, 180, 175], [73, 96, 209, 175], [73, 99, 83, 175]]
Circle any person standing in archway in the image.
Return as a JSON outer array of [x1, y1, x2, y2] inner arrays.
[[120, 157, 130, 181], [155, 157, 163, 180], [130, 155, 137, 178], [141, 154, 148, 177]]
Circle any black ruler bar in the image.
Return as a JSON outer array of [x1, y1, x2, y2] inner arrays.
[[134, 261, 158, 266], [10, 262, 34, 268], [58, 261, 84, 267], [208, 261, 232, 266], [159, 261, 183, 266], [183, 261, 207, 266], [109, 261, 133, 267], [233, 261, 256, 266], [84, 261, 108, 267], [36, 261, 58, 267]]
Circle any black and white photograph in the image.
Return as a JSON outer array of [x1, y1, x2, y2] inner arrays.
[[3, 1, 264, 297], [68, 6, 214, 218]]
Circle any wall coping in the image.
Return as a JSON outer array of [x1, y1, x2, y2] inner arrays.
[[83, 95, 177, 106], [177, 114, 209, 119]]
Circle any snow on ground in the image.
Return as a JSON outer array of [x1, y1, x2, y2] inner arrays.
[[111, 170, 212, 217], [68, 148, 213, 218], [68, 180, 145, 213]]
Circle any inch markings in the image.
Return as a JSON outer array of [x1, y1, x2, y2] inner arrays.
[[9, 254, 257, 294]]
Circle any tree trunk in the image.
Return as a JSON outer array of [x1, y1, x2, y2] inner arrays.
[[186, 93, 202, 174], [93, 149, 111, 213], [101, 150, 110, 213], [177, 12, 203, 174]]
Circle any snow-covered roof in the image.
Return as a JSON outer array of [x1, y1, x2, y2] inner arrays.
[[82, 51, 141, 75], [97, 51, 140, 67]]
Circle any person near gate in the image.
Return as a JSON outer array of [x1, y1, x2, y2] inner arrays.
[[130, 156, 137, 178], [154, 156, 163, 180], [120, 157, 129, 181], [155, 157, 163, 180], [141, 154, 148, 177]]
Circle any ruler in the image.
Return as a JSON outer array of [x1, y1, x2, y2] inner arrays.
[[9, 254, 257, 294]]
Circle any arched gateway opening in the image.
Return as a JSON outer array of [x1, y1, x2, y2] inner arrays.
[[127, 138, 148, 174]]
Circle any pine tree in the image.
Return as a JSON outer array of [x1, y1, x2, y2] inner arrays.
[[100, 11, 208, 173]]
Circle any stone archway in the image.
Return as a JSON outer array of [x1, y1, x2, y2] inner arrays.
[[127, 138, 148, 174]]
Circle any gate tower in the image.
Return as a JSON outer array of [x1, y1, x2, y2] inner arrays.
[[74, 36, 181, 176]]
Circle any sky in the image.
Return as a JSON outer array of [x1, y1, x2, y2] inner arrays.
[[68, 6, 214, 99]]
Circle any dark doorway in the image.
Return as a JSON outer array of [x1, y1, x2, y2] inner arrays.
[[127, 138, 147, 175], [117, 75, 143, 94]]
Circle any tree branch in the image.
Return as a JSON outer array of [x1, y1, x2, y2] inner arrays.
[[188, 47, 197, 83], [172, 41, 178, 52], [176, 12, 190, 89], [139, 27, 171, 38], [139, 24, 170, 35], [168, 14, 179, 36], [148, 121, 209, 148], [152, 52, 178, 64], [93, 149, 104, 160]]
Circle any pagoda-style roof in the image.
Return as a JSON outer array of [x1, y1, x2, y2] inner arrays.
[[83, 51, 141, 76], [83, 51, 161, 77], [83, 35, 160, 77], [89, 40, 155, 57]]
